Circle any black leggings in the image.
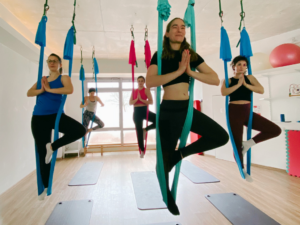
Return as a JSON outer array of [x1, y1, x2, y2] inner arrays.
[[31, 113, 86, 188], [159, 100, 229, 214], [133, 106, 156, 151]]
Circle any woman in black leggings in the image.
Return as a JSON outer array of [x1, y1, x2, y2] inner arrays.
[[146, 18, 229, 215], [28, 53, 85, 200], [129, 76, 156, 158]]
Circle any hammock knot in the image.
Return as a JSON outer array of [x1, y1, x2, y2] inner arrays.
[[157, 0, 171, 21]]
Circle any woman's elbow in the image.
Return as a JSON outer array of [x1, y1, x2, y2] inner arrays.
[[27, 91, 32, 97], [146, 80, 153, 88], [68, 87, 74, 95], [211, 73, 220, 86], [221, 90, 227, 96], [214, 77, 220, 86]]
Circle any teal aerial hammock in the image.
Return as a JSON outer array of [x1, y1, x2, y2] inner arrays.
[[79, 47, 85, 149], [34, 0, 76, 195], [85, 49, 99, 147], [34, 1, 49, 196], [155, 0, 197, 206], [219, 0, 253, 178]]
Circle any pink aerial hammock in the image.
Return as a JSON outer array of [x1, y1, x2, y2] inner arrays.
[[129, 27, 151, 154]]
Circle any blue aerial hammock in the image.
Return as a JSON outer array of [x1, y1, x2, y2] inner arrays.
[[79, 48, 85, 149], [85, 51, 99, 147], [155, 0, 197, 206], [34, 1, 76, 196], [219, 0, 253, 178]]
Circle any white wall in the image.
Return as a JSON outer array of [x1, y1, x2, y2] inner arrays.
[[0, 43, 38, 195], [199, 28, 300, 169]]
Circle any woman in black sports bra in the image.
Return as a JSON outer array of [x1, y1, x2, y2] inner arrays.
[[146, 17, 229, 215], [221, 55, 281, 182]]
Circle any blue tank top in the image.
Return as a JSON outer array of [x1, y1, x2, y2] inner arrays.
[[33, 75, 64, 115]]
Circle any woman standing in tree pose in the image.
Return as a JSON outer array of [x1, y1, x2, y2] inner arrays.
[[221, 55, 282, 182], [146, 18, 229, 215], [28, 53, 86, 200], [130, 76, 156, 158], [80, 88, 105, 143]]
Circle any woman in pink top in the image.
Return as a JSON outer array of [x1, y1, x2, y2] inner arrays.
[[129, 76, 156, 158]]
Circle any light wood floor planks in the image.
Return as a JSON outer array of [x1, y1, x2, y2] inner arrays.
[[0, 151, 300, 225]]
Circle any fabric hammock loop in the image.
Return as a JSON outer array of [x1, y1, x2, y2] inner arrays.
[[71, 0, 77, 44], [218, 0, 223, 24], [43, 0, 49, 16], [144, 26, 148, 41], [236, 0, 246, 47], [80, 46, 83, 64], [130, 26, 135, 40], [92, 47, 95, 77], [238, 0, 245, 30]]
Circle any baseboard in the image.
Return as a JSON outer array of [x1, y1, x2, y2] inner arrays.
[[251, 163, 285, 173], [201, 154, 285, 173]]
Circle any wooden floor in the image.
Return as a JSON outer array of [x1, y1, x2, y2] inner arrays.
[[0, 151, 300, 225]]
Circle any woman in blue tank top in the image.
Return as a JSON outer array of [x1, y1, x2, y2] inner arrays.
[[28, 53, 85, 200], [221, 56, 281, 182]]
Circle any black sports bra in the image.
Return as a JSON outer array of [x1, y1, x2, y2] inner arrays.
[[150, 51, 204, 87], [228, 76, 252, 102]]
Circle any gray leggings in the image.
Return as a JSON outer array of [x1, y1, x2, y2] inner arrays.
[[83, 110, 105, 131]]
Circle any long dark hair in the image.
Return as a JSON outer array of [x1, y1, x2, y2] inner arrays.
[[162, 17, 198, 62], [49, 53, 63, 74]]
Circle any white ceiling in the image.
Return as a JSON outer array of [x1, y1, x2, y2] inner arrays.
[[1, 0, 300, 59]]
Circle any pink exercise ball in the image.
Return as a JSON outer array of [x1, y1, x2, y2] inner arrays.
[[269, 43, 300, 68]]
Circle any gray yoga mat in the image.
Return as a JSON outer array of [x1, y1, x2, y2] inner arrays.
[[142, 223, 182, 225], [45, 200, 93, 225], [206, 193, 280, 225], [180, 160, 219, 184], [69, 162, 103, 186], [131, 171, 167, 210]]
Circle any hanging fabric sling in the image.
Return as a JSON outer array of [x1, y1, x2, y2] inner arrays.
[[240, 27, 254, 175], [237, 3, 254, 174], [142, 30, 152, 153], [219, 0, 253, 178], [129, 28, 152, 154], [155, 0, 196, 206], [34, 1, 49, 196], [79, 47, 85, 148], [85, 51, 99, 147]]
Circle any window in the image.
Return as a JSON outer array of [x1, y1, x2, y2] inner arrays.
[[85, 78, 156, 146]]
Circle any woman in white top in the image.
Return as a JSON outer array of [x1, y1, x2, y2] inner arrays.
[[80, 88, 105, 140]]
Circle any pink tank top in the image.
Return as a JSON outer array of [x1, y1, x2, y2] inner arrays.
[[133, 88, 147, 105]]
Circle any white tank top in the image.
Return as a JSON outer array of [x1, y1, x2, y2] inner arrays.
[[86, 98, 97, 112]]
